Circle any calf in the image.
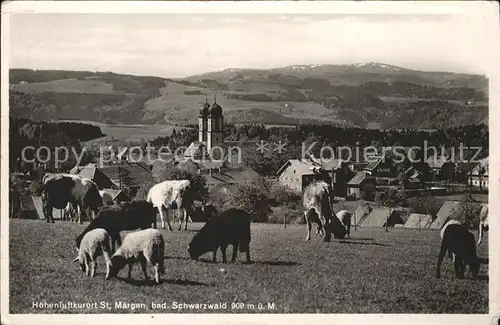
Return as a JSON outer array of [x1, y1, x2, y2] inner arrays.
[[188, 208, 252, 264], [75, 200, 157, 253], [436, 224, 480, 279]]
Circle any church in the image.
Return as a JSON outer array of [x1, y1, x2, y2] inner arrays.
[[184, 97, 224, 159]]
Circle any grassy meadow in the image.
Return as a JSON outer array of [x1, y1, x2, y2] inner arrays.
[[9, 219, 488, 314]]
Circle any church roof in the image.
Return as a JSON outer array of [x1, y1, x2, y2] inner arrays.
[[200, 99, 210, 117], [209, 98, 223, 117]]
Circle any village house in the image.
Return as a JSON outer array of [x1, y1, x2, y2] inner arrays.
[[276, 159, 329, 193], [425, 155, 457, 181], [469, 157, 488, 190], [401, 166, 426, 190], [346, 171, 376, 200], [363, 155, 397, 178]]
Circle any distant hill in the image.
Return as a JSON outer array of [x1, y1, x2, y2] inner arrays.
[[9, 63, 488, 129]]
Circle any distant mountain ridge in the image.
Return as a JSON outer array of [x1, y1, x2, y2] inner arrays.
[[9, 62, 488, 129]]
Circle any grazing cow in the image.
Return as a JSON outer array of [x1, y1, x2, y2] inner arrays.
[[9, 187, 22, 219], [75, 200, 157, 253], [99, 190, 115, 206], [41, 173, 103, 223], [477, 206, 488, 246], [302, 181, 347, 242], [440, 219, 463, 262], [188, 208, 252, 264], [436, 224, 480, 279], [147, 180, 193, 231]]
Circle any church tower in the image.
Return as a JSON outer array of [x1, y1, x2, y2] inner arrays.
[[207, 96, 224, 152], [198, 98, 210, 143]]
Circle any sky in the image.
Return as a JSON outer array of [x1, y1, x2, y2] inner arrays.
[[8, 13, 495, 78]]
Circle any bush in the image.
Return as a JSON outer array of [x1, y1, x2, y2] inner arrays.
[[408, 196, 445, 218], [135, 179, 158, 201], [270, 184, 301, 206], [208, 183, 271, 222], [29, 180, 43, 196]]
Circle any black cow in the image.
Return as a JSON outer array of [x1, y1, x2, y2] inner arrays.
[[75, 200, 158, 252], [436, 224, 480, 279], [188, 208, 252, 264], [41, 174, 103, 223]]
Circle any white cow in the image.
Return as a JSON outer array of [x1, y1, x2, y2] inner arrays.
[[99, 190, 115, 206], [146, 179, 192, 231], [477, 206, 488, 246], [440, 219, 463, 261]]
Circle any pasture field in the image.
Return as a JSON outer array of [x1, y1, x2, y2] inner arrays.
[[9, 219, 488, 314]]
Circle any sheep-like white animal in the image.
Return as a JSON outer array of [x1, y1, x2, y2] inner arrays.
[[73, 228, 112, 278], [107, 229, 165, 283]]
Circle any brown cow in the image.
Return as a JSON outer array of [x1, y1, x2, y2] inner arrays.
[[302, 181, 347, 242]]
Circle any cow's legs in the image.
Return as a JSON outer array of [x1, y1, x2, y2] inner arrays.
[[75, 204, 83, 224], [178, 208, 188, 231], [231, 243, 239, 262], [305, 211, 312, 241], [158, 205, 173, 231], [140, 258, 149, 281], [220, 245, 228, 263], [321, 217, 331, 242], [436, 244, 447, 278], [45, 206, 55, 223], [454, 258, 464, 279]]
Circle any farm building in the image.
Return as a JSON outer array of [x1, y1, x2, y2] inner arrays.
[[363, 155, 397, 178], [276, 159, 328, 193], [404, 213, 433, 229], [428, 200, 460, 229], [346, 171, 376, 200]]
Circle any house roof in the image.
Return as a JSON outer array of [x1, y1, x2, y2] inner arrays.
[[428, 200, 461, 229], [100, 188, 125, 200], [310, 157, 343, 171], [77, 165, 118, 189], [359, 207, 394, 227], [184, 142, 206, 158], [354, 204, 371, 226], [347, 171, 369, 186], [404, 213, 433, 229], [99, 162, 153, 186], [276, 159, 320, 177]]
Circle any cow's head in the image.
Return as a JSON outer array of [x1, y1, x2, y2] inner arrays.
[[188, 225, 216, 260]]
